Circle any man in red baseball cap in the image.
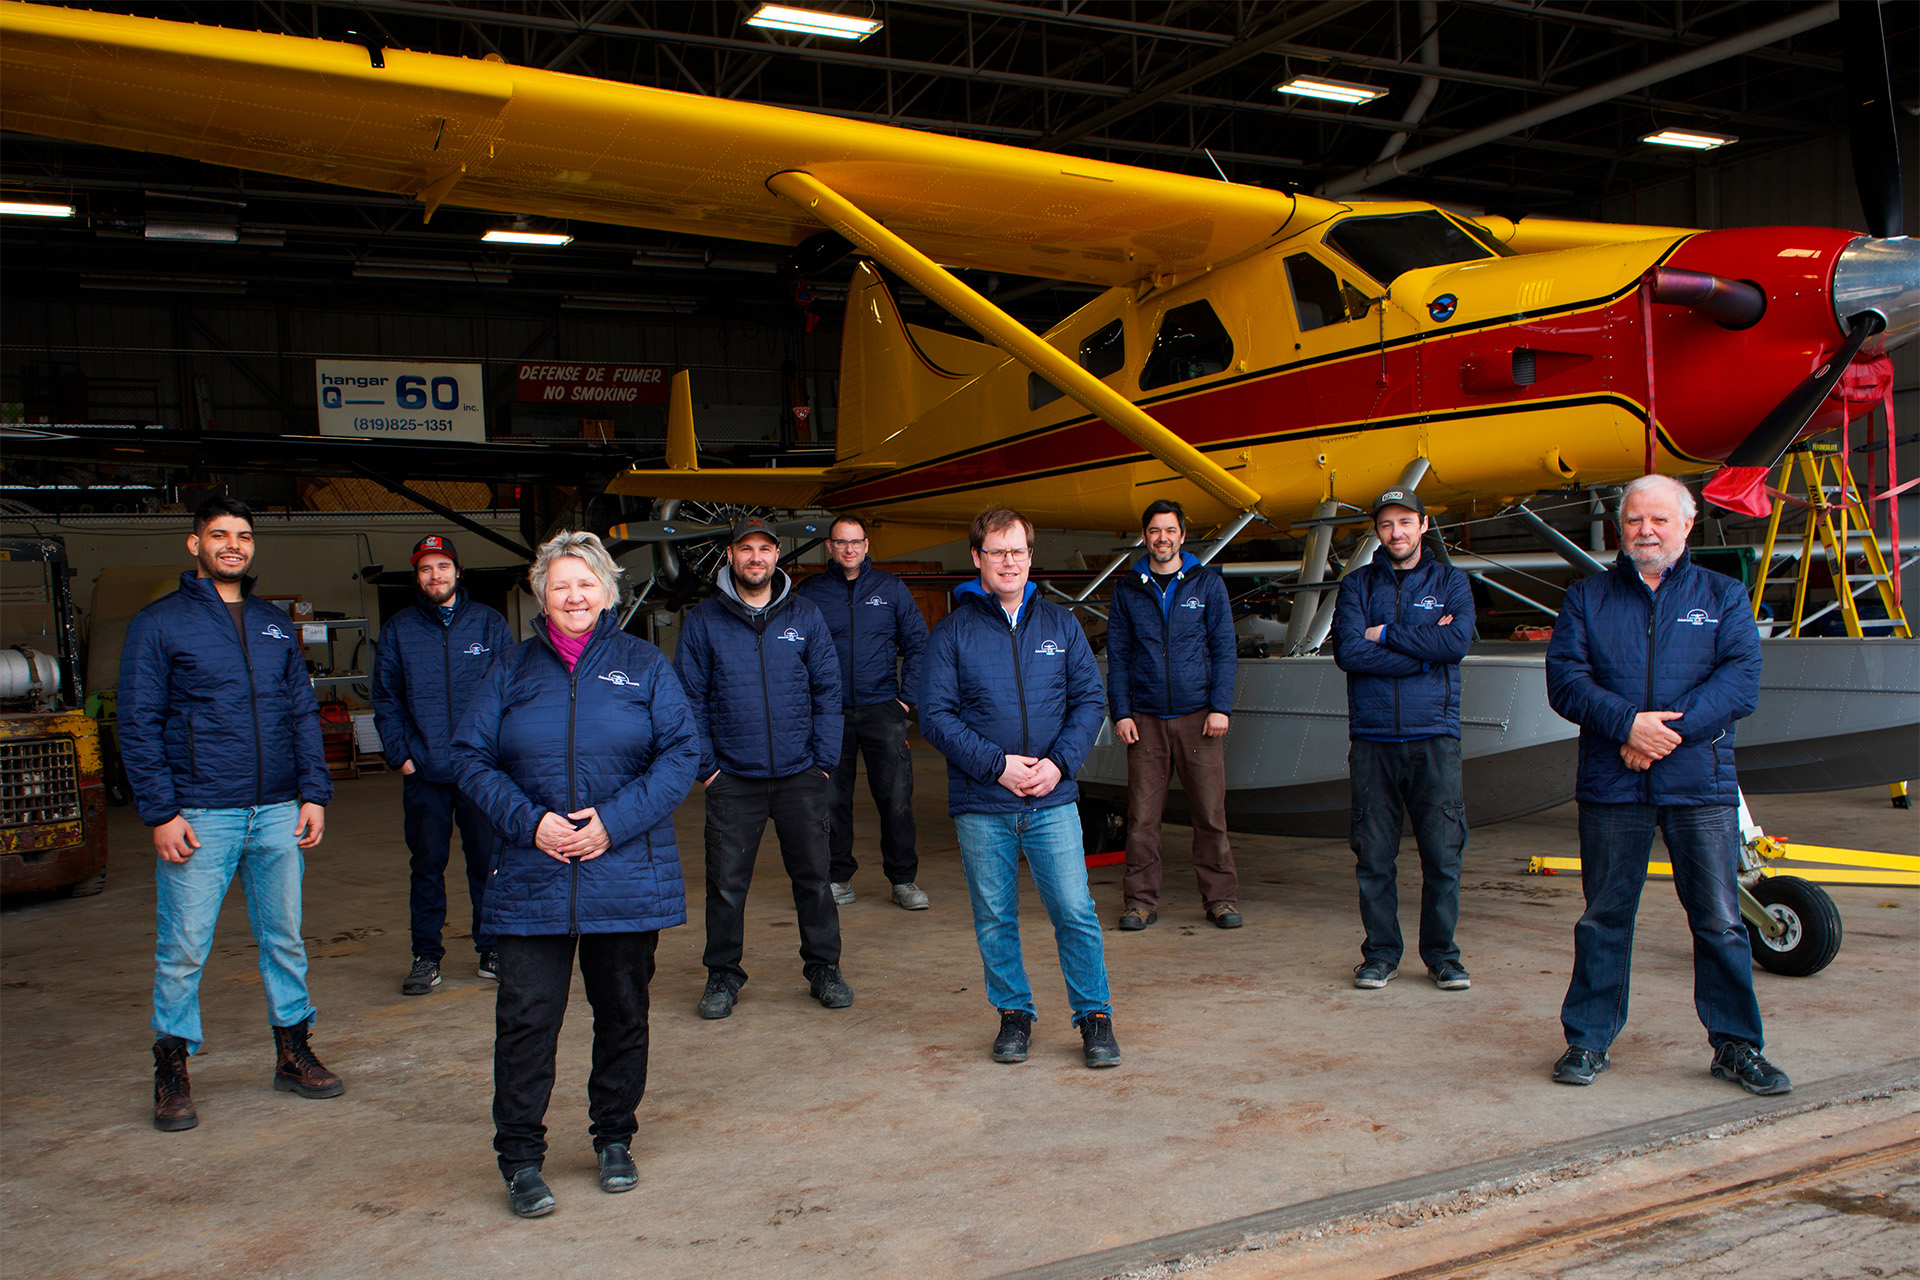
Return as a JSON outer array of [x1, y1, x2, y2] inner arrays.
[[373, 534, 517, 995]]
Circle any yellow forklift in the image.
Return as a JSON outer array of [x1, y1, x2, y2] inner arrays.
[[0, 537, 107, 897]]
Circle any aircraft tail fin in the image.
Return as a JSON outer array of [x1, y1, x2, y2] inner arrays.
[[666, 369, 697, 470], [837, 261, 998, 466]]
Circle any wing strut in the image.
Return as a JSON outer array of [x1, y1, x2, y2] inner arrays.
[[764, 170, 1265, 516]]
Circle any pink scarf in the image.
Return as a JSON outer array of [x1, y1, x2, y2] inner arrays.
[[544, 616, 592, 671]]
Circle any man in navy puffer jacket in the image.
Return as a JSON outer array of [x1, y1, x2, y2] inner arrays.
[[1545, 474, 1788, 1096], [1106, 499, 1240, 931], [919, 509, 1118, 1069], [796, 513, 930, 910], [373, 534, 515, 995], [119, 496, 340, 1132], [674, 517, 848, 1020], [1332, 487, 1477, 993]]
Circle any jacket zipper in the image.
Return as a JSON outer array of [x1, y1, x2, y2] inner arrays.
[[231, 596, 265, 806], [1643, 575, 1658, 805], [1005, 605, 1031, 757], [845, 571, 860, 708], [1390, 570, 1404, 738], [566, 662, 580, 935], [441, 618, 454, 745], [1160, 575, 1177, 713], [757, 627, 777, 770]]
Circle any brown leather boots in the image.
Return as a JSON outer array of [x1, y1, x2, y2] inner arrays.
[[271, 1019, 345, 1099], [152, 1036, 197, 1131]]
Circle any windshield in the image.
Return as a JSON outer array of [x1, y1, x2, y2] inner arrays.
[[1325, 211, 1505, 286]]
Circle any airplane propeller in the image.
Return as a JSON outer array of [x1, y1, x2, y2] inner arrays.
[[1703, 2, 1906, 516]]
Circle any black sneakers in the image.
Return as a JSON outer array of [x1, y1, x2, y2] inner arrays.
[[697, 974, 738, 1020], [401, 956, 441, 996], [1427, 960, 1471, 990], [597, 1142, 638, 1193], [477, 951, 500, 982], [1552, 1046, 1611, 1085], [1079, 1013, 1121, 1068], [1353, 959, 1398, 989], [991, 1010, 1033, 1063], [1711, 1040, 1792, 1095], [809, 966, 854, 1009], [505, 1165, 556, 1218]]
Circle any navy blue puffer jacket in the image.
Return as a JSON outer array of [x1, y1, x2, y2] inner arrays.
[[918, 581, 1107, 815], [1331, 554, 1476, 740], [1546, 550, 1760, 806], [796, 559, 929, 708], [1105, 552, 1237, 721], [452, 612, 698, 936], [371, 589, 515, 783], [673, 568, 842, 780], [118, 572, 333, 826]]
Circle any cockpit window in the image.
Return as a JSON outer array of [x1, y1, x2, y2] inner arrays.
[[1285, 253, 1373, 332], [1140, 300, 1233, 391], [1079, 319, 1124, 379], [1325, 211, 1503, 286]]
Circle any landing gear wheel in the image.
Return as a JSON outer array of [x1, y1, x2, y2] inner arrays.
[[1748, 875, 1842, 977], [1079, 799, 1127, 861], [654, 498, 772, 587]]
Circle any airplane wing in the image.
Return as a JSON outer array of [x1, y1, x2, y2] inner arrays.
[[0, 2, 1343, 288]]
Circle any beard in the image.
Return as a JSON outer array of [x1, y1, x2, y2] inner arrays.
[[734, 560, 775, 589], [420, 579, 458, 604], [1381, 537, 1422, 568], [198, 549, 249, 582]]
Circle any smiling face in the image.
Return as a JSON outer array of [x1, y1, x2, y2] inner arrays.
[[415, 553, 458, 605], [1620, 487, 1694, 578], [729, 533, 780, 591], [827, 519, 868, 576], [1375, 506, 1428, 568], [971, 525, 1032, 606], [188, 515, 254, 584], [1144, 513, 1185, 569], [543, 554, 608, 638]]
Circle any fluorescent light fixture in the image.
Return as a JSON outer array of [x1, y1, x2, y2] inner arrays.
[[482, 229, 573, 246], [562, 294, 700, 314], [1275, 75, 1386, 105], [354, 261, 512, 284], [0, 199, 75, 218], [145, 217, 239, 243], [1640, 128, 1736, 151], [80, 273, 247, 294], [746, 4, 882, 40]]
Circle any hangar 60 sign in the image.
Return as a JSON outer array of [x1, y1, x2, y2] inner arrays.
[[315, 359, 486, 442]]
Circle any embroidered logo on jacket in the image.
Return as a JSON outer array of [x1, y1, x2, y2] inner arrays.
[[862, 595, 890, 607], [1179, 597, 1205, 610], [1679, 609, 1719, 626], [260, 623, 290, 640], [776, 627, 804, 642], [1412, 595, 1443, 611], [1033, 639, 1065, 656], [463, 642, 491, 656], [597, 670, 639, 687]]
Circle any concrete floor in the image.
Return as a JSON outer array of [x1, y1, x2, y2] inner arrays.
[[2, 741, 1915, 1280]]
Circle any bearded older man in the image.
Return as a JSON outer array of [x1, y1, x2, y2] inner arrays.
[[1544, 473, 1788, 1096]]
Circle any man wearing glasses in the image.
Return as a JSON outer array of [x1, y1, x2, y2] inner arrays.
[[798, 514, 931, 910], [919, 509, 1118, 1068]]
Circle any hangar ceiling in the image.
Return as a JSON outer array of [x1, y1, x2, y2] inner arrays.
[[2, 0, 1915, 329]]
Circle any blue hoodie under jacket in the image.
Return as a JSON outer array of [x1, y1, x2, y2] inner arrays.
[[451, 611, 698, 936], [1331, 553, 1477, 741], [118, 571, 334, 827], [370, 588, 515, 784], [673, 568, 842, 780], [1105, 551, 1237, 722], [918, 581, 1107, 816], [796, 558, 929, 708], [1546, 550, 1760, 807]]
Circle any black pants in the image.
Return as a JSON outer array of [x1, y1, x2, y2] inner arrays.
[[827, 702, 918, 886], [702, 770, 841, 986], [403, 774, 497, 960], [1348, 736, 1466, 969], [493, 931, 656, 1177]]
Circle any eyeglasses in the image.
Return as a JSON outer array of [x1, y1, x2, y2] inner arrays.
[[828, 538, 868, 548], [979, 547, 1031, 563]]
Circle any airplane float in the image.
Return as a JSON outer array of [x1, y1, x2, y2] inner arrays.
[[2, 2, 1916, 836]]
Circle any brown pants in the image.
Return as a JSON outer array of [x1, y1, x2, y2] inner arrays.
[[1122, 709, 1237, 911]]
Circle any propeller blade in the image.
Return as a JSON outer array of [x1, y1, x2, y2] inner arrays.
[[1723, 312, 1886, 469], [607, 517, 829, 544], [1839, 0, 1904, 239]]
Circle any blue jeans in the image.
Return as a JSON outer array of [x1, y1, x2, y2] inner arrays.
[[153, 802, 315, 1053], [1561, 802, 1765, 1053], [953, 804, 1111, 1027]]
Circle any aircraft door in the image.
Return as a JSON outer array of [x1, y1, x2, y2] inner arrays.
[[1282, 251, 1402, 433]]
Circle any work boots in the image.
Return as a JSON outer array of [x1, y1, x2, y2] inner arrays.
[[152, 1036, 197, 1132], [271, 1019, 345, 1099]]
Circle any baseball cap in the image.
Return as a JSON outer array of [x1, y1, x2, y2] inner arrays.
[[728, 515, 780, 545], [410, 534, 459, 568], [1370, 488, 1426, 518]]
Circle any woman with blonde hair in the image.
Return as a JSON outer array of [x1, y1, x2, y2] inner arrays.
[[453, 530, 698, 1218]]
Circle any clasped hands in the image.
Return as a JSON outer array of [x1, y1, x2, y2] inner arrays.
[[534, 807, 611, 862], [1620, 709, 1684, 772], [998, 754, 1063, 797]]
